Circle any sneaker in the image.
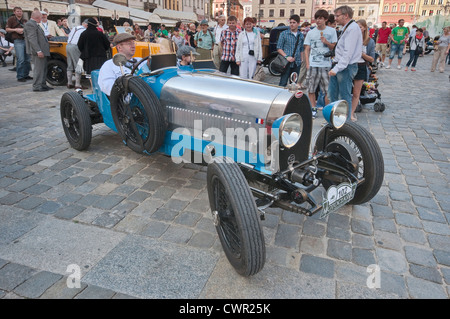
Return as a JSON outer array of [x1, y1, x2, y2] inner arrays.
[[312, 108, 317, 119], [397, 65, 401, 69], [411, 68, 416, 71], [385, 65, 391, 69]]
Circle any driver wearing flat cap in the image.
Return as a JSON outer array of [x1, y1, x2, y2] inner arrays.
[[98, 32, 144, 96]]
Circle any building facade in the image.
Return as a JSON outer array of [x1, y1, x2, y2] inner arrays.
[[335, 0, 380, 26], [212, 0, 244, 22], [378, 0, 419, 24], [251, 0, 313, 27]]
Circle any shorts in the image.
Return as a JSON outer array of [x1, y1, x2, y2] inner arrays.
[[389, 43, 405, 59], [307, 66, 330, 94], [354, 63, 367, 81], [375, 43, 387, 55]]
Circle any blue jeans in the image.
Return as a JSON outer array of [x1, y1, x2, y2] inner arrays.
[[406, 50, 419, 67], [327, 63, 357, 118], [14, 39, 31, 80], [389, 43, 405, 60], [279, 62, 301, 87]]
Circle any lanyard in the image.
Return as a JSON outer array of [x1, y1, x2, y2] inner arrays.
[[245, 31, 254, 50]]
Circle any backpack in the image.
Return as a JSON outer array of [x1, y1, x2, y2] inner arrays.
[[5, 32, 13, 43]]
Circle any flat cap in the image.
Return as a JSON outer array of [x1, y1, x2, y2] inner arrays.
[[113, 32, 136, 46], [40, 11, 47, 15], [0, 29, 6, 34], [200, 19, 208, 25], [177, 45, 200, 59]]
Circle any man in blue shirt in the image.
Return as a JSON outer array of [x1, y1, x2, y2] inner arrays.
[[276, 14, 304, 87], [327, 6, 362, 117]]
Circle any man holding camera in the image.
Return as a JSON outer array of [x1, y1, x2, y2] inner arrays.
[[276, 14, 305, 87], [327, 6, 362, 115], [304, 9, 337, 117]]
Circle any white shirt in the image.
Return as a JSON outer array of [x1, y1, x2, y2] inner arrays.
[[0, 36, 13, 48], [67, 25, 86, 45], [98, 57, 143, 96], [41, 21, 50, 37], [214, 24, 228, 45], [332, 20, 363, 74]]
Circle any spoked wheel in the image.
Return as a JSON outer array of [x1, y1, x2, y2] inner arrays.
[[268, 57, 282, 76], [207, 157, 265, 277], [60, 91, 92, 150], [315, 122, 384, 205], [110, 76, 166, 154]]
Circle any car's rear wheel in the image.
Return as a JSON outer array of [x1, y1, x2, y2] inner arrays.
[[47, 59, 67, 86], [110, 76, 166, 154], [207, 157, 265, 277], [315, 122, 384, 205], [60, 92, 92, 151]]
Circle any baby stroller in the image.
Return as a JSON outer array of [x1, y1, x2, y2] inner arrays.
[[356, 63, 386, 113]]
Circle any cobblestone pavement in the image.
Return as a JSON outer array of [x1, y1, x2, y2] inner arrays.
[[0, 54, 449, 299]]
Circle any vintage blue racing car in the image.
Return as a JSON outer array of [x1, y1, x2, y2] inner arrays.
[[60, 51, 384, 277]]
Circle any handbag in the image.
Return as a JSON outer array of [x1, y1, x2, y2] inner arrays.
[[271, 32, 301, 74], [253, 64, 265, 81], [414, 38, 423, 55]]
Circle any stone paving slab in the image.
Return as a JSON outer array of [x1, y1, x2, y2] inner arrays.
[[0, 54, 449, 299]]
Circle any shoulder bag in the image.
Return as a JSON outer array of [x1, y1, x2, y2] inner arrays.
[[271, 32, 301, 74]]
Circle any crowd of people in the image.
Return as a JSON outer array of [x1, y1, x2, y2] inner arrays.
[[1, 5, 449, 124]]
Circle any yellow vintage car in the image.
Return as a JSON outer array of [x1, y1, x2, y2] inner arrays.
[[47, 29, 161, 86]]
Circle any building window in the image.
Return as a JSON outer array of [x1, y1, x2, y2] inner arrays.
[[269, 9, 274, 17], [270, 0, 274, 4], [280, 0, 285, 3], [400, 4, 406, 12], [260, 0, 264, 4], [368, 6, 374, 15], [300, 8, 305, 16], [422, 10, 426, 15], [438, 0, 443, 4], [423, 0, 428, 4], [431, 0, 435, 4], [384, 5, 389, 12], [290, 9, 295, 16], [259, 9, 264, 17], [291, 0, 296, 3], [315, 0, 320, 5], [301, 0, 306, 3], [392, 5, 397, 12], [329, 0, 333, 4], [437, 9, 441, 15], [429, 10, 433, 15], [358, 7, 364, 16], [408, 5, 414, 12], [280, 9, 285, 17]]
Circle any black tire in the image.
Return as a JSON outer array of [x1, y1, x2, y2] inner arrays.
[[373, 102, 381, 112], [60, 92, 92, 151], [268, 57, 282, 76], [110, 76, 166, 154], [315, 122, 384, 205], [207, 157, 265, 276], [379, 103, 386, 112], [47, 59, 67, 86]]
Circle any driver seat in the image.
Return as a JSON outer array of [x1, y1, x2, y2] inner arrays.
[[150, 53, 177, 71]]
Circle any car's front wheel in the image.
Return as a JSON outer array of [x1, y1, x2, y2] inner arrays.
[[207, 157, 266, 277], [315, 122, 384, 205]]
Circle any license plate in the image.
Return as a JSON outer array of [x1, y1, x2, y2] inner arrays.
[[320, 182, 357, 219]]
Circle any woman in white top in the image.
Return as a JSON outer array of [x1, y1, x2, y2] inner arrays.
[[235, 17, 262, 79]]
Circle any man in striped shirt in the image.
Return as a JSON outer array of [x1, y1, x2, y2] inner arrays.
[[219, 15, 241, 75], [276, 14, 305, 87]]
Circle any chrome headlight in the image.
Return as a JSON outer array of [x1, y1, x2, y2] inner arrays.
[[273, 113, 303, 149], [323, 100, 349, 129]]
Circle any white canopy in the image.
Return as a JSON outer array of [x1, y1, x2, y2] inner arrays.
[[92, 0, 162, 24]]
